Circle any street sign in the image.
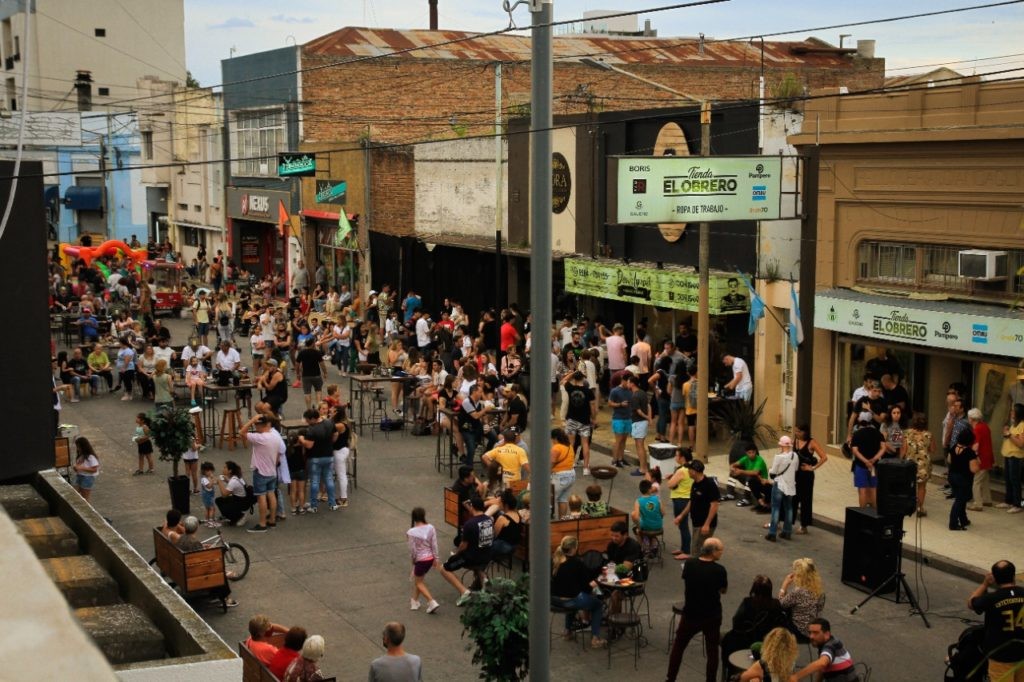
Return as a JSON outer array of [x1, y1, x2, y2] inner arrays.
[[277, 152, 316, 177], [315, 179, 347, 205], [609, 156, 784, 223]]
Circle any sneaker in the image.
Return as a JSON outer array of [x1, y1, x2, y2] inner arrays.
[[191, 399, 197, 407], [736, 499, 751, 507], [120, 394, 132, 401], [395, 408, 404, 416], [426, 600, 440, 614], [456, 592, 472, 607], [1008, 507, 1023, 514], [207, 520, 222, 528], [996, 503, 1011, 509], [764, 534, 777, 542], [410, 599, 421, 611], [297, 507, 307, 515], [308, 506, 318, 514], [629, 469, 644, 477], [966, 505, 983, 512], [291, 380, 301, 388], [582, 468, 591, 476], [330, 504, 341, 511], [276, 513, 287, 520], [339, 499, 349, 508], [247, 524, 269, 533]]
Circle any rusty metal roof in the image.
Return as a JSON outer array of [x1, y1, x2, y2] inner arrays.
[[303, 27, 863, 68]]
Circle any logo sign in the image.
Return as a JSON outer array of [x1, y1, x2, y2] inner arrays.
[[814, 292, 1024, 358], [315, 179, 347, 205], [277, 152, 316, 177], [610, 156, 784, 223], [241, 193, 271, 219], [552, 152, 571, 214], [565, 258, 750, 315]]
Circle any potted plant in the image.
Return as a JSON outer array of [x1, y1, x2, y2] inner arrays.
[[710, 398, 780, 463], [460, 575, 529, 681], [148, 407, 196, 514]]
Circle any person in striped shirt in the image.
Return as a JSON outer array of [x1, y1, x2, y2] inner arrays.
[[789, 617, 858, 681]]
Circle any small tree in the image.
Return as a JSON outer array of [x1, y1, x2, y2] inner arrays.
[[710, 398, 779, 450], [148, 407, 195, 477], [460, 575, 530, 682]]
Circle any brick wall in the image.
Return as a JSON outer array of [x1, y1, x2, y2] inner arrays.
[[300, 52, 885, 144], [369, 145, 415, 237]]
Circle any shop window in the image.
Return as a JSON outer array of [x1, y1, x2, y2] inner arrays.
[[858, 241, 915, 282], [231, 109, 285, 177]]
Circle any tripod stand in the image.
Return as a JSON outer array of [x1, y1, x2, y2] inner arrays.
[[850, 515, 930, 628]]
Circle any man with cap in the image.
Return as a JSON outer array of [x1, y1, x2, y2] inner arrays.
[[674, 459, 720, 556], [765, 436, 799, 542], [180, 337, 212, 368], [256, 358, 288, 418], [77, 306, 99, 345]]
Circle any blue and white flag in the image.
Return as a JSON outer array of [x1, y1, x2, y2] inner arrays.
[[737, 272, 764, 336], [789, 281, 805, 351]]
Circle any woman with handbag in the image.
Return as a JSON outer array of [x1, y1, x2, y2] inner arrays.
[[765, 436, 799, 542], [947, 428, 978, 531]]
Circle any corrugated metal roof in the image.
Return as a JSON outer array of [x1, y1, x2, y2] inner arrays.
[[303, 27, 862, 68]]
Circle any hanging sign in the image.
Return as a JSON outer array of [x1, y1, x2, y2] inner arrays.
[[277, 152, 316, 177], [315, 179, 347, 205]]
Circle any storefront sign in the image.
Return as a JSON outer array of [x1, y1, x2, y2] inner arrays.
[[610, 156, 784, 223], [552, 153, 571, 214], [564, 258, 750, 315], [278, 152, 316, 177], [226, 187, 292, 224], [240, 236, 260, 265], [815, 291, 1024, 358], [315, 179, 347, 205]]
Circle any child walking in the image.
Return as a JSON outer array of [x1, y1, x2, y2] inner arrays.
[[200, 462, 219, 527], [132, 413, 155, 475], [407, 507, 441, 614]]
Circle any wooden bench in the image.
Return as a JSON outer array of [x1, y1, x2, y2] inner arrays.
[[517, 507, 629, 568], [239, 634, 337, 682], [151, 527, 229, 611]]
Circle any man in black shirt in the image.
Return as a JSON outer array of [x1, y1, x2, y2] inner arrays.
[[297, 408, 338, 511], [503, 384, 528, 432], [676, 460, 720, 555], [562, 371, 597, 473], [295, 338, 327, 410], [850, 420, 885, 508], [605, 520, 643, 616], [666, 537, 727, 682], [865, 348, 903, 383], [440, 496, 494, 606], [881, 374, 910, 422], [969, 559, 1024, 681], [675, 322, 698, 355]]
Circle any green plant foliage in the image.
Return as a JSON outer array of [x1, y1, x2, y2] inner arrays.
[[148, 407, 195, 477], [459, 575, 530, 681], [710, 398, 779, 448]]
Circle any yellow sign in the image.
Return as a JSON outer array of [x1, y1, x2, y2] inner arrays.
[[564, 259, 750, 315]]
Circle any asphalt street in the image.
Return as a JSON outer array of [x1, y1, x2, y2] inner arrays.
[[62, 318, 985, 681]]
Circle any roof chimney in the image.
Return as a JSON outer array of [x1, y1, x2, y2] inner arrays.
[[429, 0, 438, 30], [74, 70, 93, 112]]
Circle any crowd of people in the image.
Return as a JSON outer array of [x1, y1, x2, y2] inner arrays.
[[48, 252, 1024, 680]]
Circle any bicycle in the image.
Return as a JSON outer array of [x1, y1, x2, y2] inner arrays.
[[148, 528, 250, 582], [202, 528, 250, 581]]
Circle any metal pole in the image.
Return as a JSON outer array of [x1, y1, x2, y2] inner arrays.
[[695, 101, 711, 461], [528, 2, 552, 680], [495, 62, 504, 355]]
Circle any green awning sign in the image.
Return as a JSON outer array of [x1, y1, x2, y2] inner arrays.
[[315, 179, 347, 205], [278, 153, 316, 177], [564, 258, 750, 315]]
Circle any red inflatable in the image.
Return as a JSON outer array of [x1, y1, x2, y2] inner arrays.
[[60, 240, 148, 267]]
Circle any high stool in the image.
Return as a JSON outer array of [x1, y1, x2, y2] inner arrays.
[[550, 602, 587, 651], [606, 611, 642, 669], [189, 406, 205, 443], [218, 408, 244, 450], [665, 601, 705, 657], [235, 387, 253, 417], [638, 528, 665, 567], [349, 447, 358, 490]]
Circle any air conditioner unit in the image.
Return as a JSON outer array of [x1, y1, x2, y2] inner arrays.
[[958, 249, 1008, 281]]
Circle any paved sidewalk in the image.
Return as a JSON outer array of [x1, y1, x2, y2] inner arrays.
[[54, 319, 993, 680]]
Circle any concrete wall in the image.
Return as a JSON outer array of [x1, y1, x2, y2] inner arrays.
[[0, 0, 185, 110], [414, 137, 507, 240]]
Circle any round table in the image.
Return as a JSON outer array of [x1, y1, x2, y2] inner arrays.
[[728, 648, 756, 673]]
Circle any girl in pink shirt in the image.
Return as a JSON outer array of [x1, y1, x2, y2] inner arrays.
[[407, 507, 441, 614]]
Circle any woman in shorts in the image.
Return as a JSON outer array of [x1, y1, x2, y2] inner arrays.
[[550, 428, 576, 518]]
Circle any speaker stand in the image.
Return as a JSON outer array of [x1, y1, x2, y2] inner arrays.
[[849, 518, 930, 628]]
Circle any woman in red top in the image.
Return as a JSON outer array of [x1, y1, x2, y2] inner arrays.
[[967, 408, 994, 510]]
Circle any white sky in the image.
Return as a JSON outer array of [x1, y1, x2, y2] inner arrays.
[[182, 0, 1024, 87]]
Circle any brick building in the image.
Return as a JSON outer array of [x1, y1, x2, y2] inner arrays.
[[295, 28, 884, 308]]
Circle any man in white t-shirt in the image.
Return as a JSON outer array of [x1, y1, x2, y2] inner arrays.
[[243, 414, 284, 532], [415, 311, 433, 353], [153, 337, 176, 367], [180, 339, 212, 366], [722, 354, 753, 401], [215, 340, 242, 373]]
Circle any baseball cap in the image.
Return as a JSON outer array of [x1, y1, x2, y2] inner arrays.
[[266, 358, 279, 367], [688, 460, 705, 473], [778, 436, 793, 447]]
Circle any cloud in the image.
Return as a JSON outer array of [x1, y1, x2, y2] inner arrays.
[[209, 17, 256, 30], [271, 14, 316, 24]]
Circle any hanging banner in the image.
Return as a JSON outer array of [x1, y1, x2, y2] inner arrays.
[[609, 156, 784, 224], [565, 258, 750, 315]]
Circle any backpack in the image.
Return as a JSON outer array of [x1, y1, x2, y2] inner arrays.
[[944, 624, 986, 682]]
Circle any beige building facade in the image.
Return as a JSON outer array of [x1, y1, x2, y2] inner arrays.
[[791, 78, 1024, 458]]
